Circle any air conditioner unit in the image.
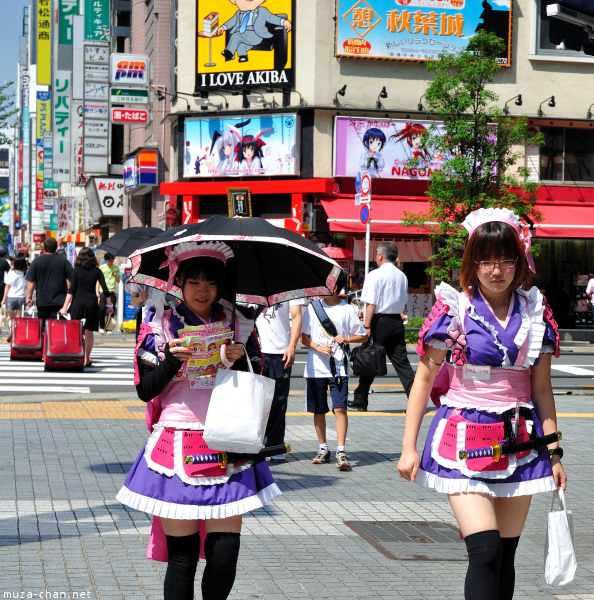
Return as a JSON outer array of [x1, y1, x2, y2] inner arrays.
[[547, 3, 594, 32]]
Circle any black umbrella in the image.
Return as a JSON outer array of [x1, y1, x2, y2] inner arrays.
[[128, 216, 341, 306], [97, 227, 163, 258]]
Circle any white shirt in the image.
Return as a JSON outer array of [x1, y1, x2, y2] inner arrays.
[[4, 269, 27, 298], [302, 300, 366, 378], [360, 262, 408, 314], [586, 278, 594, 297], [256, 298, 307, 354]]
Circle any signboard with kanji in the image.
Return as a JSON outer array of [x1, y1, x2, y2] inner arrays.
[[53, 71, 72, 183], [37, 0, 52, 84], [110, 107, 149, 124], [84, 0, 110, 41], [334, 0, 512, 66]]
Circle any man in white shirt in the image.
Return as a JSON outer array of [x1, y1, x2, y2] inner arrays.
[[349, 241, 415, 411], [256, 298, 306, 461]]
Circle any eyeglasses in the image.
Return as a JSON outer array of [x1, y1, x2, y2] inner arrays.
[[475, 259, 517, 271]]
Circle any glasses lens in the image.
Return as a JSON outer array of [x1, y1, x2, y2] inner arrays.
[[500, 260, 517, 269], [477, 261, 494, 270], [476, 259, 516, 270]]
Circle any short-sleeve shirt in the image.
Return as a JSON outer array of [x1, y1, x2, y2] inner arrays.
[[586, 278, 594, 297], [302, 300, 366, 378], [256, 298, 307, 354], [26, 253, 73, 307], [100, 263, 119, 292], [360, 262, 408, 315], [4, 269, 26, 298]]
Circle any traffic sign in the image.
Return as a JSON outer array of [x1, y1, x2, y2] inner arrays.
[[360, 205, 370, 225], [110, 107, 149, 124], [354, 193, 362, 205], [360, 173, 371, 203], [355, 172, 362, 193], [165, 208, 178, 227]]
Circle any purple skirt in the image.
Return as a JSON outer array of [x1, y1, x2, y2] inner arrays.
[[416, 403, 556, 498], [117, 443, 281, 520]]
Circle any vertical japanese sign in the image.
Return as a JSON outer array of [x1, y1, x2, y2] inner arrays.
[[37, 0, 52, 84], [58, 197, 75, 230], [20, 68, 31, 222], [53, 72, 72, 182], [84, 0, 110, 41], [37, 92, 51, 214], [60, 0, 80, 45], [335, 0, 512, 66], [71, 101, 85, 185]]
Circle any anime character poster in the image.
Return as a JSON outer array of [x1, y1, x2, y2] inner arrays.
[[195, 0, 294, 92], [333, 117, 445, 180], [184, 113, 300, 178], [335, 0, 512, 66]]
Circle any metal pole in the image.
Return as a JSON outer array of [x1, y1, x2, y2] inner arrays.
[[364, 217, 371, 279]]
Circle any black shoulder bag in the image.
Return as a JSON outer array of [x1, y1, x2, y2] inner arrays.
[[311, 300, 349, 384]]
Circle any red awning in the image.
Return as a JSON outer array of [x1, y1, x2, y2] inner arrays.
[[533, 203, 594, 238], [319, 195, 434, 235]]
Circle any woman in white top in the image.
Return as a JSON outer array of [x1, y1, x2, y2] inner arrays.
[[1, 257, 28, 343]]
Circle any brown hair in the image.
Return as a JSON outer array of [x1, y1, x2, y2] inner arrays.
[[459, 221, 531, 291]]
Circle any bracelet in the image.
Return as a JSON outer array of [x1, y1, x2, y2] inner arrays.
[[425, 356, 444, 366], [364, 325, 371, 329], [314, 344, 319, 351], [548, 448, 564, 459]]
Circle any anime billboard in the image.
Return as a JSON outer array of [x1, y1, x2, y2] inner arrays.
[[184, 113, 300, 178], [195, 0, 294, 92], [334, 117, 445, 180], [335, 0, 512, 66]]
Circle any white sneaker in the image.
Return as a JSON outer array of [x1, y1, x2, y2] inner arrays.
[[99, 329, 105, 335]]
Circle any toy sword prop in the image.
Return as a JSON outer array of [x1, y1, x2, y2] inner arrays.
[[184, 444, 291, 469], [459, 432, 562, 462]]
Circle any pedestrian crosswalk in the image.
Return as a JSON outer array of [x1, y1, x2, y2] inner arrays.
[[0, 344, 135, 395]]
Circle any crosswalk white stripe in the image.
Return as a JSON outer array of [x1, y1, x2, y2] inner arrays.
[[0, 378, 130, 386], [0, 385, 90, 393], [551, 365, 594, 376], [0, 362, 132, 372]]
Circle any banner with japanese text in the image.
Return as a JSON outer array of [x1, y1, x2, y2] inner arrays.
[[60, 0, 80, 45], [37, 0, 52, 84], [53, 71, 72, 182], [84, 0, 110, 41], [57, 196, 75, 231], [333, 116, 445, 180], [184, 113, 300, 178], [335, 0, 512, 66]]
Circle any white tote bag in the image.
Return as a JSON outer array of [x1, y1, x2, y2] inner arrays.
[[544, 488, 577, 586], [203, 350, 275, 454]]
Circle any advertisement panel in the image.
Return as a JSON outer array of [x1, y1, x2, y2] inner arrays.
[[335, 0, 512, 66], [37, 0, 52, 84], [333, 116, 445, 180], [84, 0, 110, 41], [195, 0, 294, 91], [109, 54, 150, 86], [53, 71, 72, 182], [59, 0, 80, 45], [184, 113, 300, 178]]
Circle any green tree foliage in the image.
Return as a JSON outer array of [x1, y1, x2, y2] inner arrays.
[[0, 81, 17, 147], [404, 31, 542, 283]]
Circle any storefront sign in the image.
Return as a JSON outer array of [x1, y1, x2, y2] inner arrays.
[[86, 177, 124, 217], [335, 0, 512, 66], [194, 0, 294, 91], [333, 116, 445, 180], [109, 54, 150, 86], [184, 113, 300, 178], [110, 88, 149, 104], [37, 0, 52, 84], [123, 149, 158, 190], [84, 0, 110, 41], [53, 71, 72, 182], [59, 0, 80, 45], [110, 107, 149, 124]]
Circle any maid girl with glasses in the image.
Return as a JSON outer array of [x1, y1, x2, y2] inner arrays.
[[398, 208, 567, 600]]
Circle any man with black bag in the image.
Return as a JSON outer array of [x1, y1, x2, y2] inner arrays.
[[349, 241, 415, 411]]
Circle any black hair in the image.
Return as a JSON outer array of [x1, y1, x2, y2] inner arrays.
[[335, 270, 348, 294], [13, 258, 27, 273], [175, 257, 227, 299], [104, 252, 116, 261], [75, 247, 99, 270]]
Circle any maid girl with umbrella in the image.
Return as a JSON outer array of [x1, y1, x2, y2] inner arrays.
[[117, 217, 341, 600]]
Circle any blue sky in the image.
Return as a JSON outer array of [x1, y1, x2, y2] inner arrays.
[[1, 1, 29, 92]]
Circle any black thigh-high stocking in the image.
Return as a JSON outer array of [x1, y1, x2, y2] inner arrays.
[[464, 530, 503, 600], [164, 531, 201, 600], [201, 532, 241, 600], [499, 536, 520, 600]]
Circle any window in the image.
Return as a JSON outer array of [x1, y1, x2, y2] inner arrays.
[[531, 0, 594, 61], [539, 127, 594, 183]]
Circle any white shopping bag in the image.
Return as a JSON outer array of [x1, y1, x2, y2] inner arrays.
[[203, 349, 275, 454], [544, 488, 577, 586]]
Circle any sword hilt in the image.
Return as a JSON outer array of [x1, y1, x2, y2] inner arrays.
[[459, 432, 562, 461]]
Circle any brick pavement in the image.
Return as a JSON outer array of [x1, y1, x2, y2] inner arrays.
[[0, 373, 592, 598]]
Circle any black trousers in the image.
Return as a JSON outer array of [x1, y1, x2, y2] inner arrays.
[[354, 313, 415, 404], [262, 353, 292, 447]]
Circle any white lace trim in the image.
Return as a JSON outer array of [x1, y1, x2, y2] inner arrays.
[[137, 348, 158, 366], [517, 286, 547, 365], [467, 299, 511, 367], [415, 470, 556, 498], [116, 481, 282, 520], [435, 282, 460, 319], [439, 396, 534, 414]]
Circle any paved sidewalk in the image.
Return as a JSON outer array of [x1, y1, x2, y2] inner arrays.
[[0, 386, 592, 600]]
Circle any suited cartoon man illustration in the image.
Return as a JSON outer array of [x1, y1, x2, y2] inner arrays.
[[217, 0, 292, 63]]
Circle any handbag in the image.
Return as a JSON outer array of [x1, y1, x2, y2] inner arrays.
[[544, 488, 577, 586], [202, 345, 275, 454], [350, 339, 387, 377], [104, 314, 117, 332]]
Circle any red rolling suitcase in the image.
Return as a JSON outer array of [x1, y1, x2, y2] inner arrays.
[[10, 313, 43, 361], [43, 317, 85, 370]]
